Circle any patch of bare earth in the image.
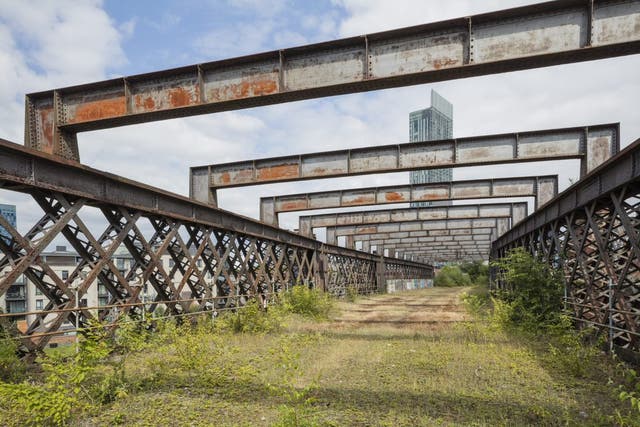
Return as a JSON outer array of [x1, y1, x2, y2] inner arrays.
[[332, 287, 471, 330]]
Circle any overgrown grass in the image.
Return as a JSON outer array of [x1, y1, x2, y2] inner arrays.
[[0, 286, 638, 426]]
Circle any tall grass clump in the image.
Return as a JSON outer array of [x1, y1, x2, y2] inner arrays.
[[281, 285, 333, 320]]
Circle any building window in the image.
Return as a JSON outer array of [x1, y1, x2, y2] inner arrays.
[[35, 287, 42, 295], [80, 299, 88, 308], [116, 258, 125, 269], [197, 259, 203, 268], [36, 299, 43, 310], [169, 259, 175, 268], [98, 297, 108, 307], [98, 284, 107, 296], [61, 270, 69, 280]]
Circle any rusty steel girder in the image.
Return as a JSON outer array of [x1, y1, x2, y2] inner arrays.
[[299, 202, 527, 238], [193, 124, 617, 205], [326, 219, 508, 244], [260, 176, 555, 226], [492, 137, 640, 351], [0, 139, 432, 354], [24, 1, 640, 161]]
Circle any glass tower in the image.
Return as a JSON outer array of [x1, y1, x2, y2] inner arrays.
[[409, 90, 453, 207], [0, 204, 16, 242]]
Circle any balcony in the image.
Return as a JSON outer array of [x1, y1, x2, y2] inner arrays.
[[6, 285, 26, 301]]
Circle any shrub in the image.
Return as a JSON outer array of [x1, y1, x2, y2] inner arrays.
[[434, 265, 472, 287], [0, 324, 26, 383], [215, 299, 283, 333], [281, 286, 333, 319], [491, 247, 564, 330]]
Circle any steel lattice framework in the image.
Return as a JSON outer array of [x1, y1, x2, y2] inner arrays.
[[0, 139, 431, 352], [492, 139, 640, 351]]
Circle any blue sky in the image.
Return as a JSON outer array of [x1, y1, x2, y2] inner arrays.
[[1, 0, 639, 241]]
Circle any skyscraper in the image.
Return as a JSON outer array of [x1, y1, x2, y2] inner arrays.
[[409, 90, 453, 207], [0, 204, 16, 242]]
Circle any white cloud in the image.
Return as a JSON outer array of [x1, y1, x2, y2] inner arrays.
[[0, 0, 129, 238]]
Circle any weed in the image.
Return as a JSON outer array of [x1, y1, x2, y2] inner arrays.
[[281, 286, 333, 319]]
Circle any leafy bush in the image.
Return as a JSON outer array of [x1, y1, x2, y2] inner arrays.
[[434, 265, 472, 287], [281, 285, 333, 319], [0, 327, 26, 383], [215, 299, 283, 333], [459, 261, 490, 286], [491, 247, 564, 329]]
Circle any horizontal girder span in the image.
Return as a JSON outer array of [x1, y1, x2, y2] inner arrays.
[[25, 0, 640, 161], [260, 175, 556, 226], [299, 202, 527, 237]]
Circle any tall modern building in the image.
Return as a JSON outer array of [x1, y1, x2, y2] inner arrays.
[[409, 90, 453, 207], [0, 204, 16, 242]]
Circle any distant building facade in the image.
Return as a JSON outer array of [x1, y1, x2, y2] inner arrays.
[[0, 204, 16, 242], [409, 90, 453, 207]]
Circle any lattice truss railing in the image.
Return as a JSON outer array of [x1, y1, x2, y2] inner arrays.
[[324, 253, 377, 297], [0, 189, 403, 351], [385, 262, 428, 281], [493, 184, 640, 351]]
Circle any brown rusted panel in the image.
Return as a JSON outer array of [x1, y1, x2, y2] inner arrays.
[[66, 96, 126, 124], [211, 165, 254, 186], [131, 75, 199, 114], [383, 191, 407, 202], [204, 60, 280, 102], [31, 100, 55, 154], [256, 163, 300, 181]]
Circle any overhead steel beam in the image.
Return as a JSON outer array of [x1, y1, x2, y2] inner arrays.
[[329, 225, 498, 246], [368, 234, 492, 246], [328, 218, 508, 239], [194, 124, 617, 205], [260, 175, 556, 226], [299, 202, 527, 237], [26, 0, 640, 160]]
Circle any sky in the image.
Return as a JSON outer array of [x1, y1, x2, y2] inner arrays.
[[1, 0, 639, 247]]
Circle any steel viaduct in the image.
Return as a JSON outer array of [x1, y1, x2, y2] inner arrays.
[[1, 0, 639, 354]]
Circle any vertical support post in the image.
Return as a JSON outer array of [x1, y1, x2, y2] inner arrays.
[[74, 286, 79, 354], [345, 235, 355, 250], [376, 253, 386, 294], [608, 277, 614, 353]]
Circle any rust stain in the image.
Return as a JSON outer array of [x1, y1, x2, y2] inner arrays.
[[257, 164, 299, 181], [68, 97, 126, 123], [418, 193, 444, 201], [281, 200, 308, 211], [385, 192, 405, 202], [168, 87, 197, 108], [208, 78, 278, 102], [343, 196, 375, 206], [433, 57, 458, 70], [134, 95, 156, 112], [39, 108, 54, 154], [219, 172, 231, 184]]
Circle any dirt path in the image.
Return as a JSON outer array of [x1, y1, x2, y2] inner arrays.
[[332, 286, 471, 328]]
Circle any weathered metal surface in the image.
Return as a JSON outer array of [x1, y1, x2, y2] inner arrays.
[[196, 125, 615, 205], [25, 0, 640, 160], [326, 223, 499, 245], [492, 137, 640, 352], [261, 175, 555, 226], [299, 202, 527, 237], [0, 139, 432, 354]]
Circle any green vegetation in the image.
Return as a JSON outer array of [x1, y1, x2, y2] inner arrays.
[[0, 278, 638, 426], [434, 261, 488, 287]]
